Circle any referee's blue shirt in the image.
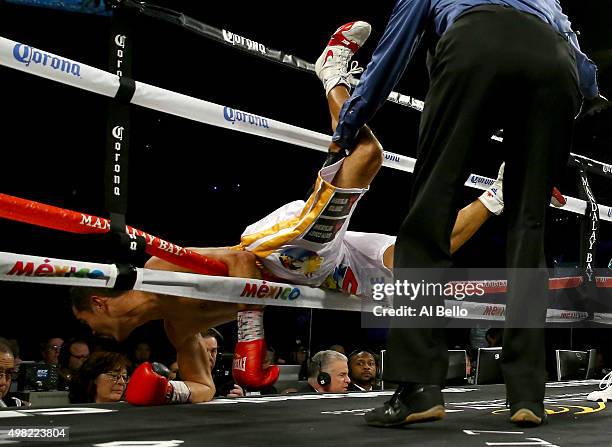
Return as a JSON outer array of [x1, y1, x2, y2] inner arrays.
[[333, 0, 599, 150]]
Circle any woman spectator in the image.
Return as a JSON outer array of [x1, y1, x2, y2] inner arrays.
[[70, 352, 129, 403], [58, 339, 90, 389]]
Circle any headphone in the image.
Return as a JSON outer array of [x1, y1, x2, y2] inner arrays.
[[317, 357, 331, 387]]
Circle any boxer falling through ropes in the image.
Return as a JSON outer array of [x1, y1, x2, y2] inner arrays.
[[71, 21, 544, 404]]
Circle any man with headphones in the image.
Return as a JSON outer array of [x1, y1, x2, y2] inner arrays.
[[347, 349, 379, 392], [304, 350, 351, 393]]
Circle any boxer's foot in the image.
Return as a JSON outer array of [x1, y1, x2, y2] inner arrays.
[[315, 21, 371, 96]]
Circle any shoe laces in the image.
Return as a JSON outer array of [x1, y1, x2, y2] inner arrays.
[[347, 60, 363, 77], [599, 371, 612, 390]]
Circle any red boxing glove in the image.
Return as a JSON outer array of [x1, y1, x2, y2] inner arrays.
[[233, 311, 279, 390], [126, 362, 191, 406], [126, 362, 171, 406]]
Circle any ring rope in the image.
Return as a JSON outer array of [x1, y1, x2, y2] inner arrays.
[[465, 175, 612, 222], [123, 0, 612, 169], [1, 250, 611, 323], [120, 0, 425, 111], [0, 251, 367, 312], [2, 13, 610, 327], [1, 37, 611, 222], [4, 192, 612, 292], [0, 193, 228, 277]]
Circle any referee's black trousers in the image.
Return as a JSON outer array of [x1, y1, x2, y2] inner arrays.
[[386, 5, 581, 409]]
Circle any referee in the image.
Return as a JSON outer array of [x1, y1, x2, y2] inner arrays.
[[333, 0, 607, 427]]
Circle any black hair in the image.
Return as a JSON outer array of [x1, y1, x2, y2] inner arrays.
[[69, 351, 129, 403], [70, 286, 124, 312]]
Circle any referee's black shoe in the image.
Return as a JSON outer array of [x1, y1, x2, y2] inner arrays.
[[510, 402, 547, 427], [364, 383, 445, 427]]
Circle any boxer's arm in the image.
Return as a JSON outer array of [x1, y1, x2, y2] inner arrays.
[[165, 320, 215, 403]]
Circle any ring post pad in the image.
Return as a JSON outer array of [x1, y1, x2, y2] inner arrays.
[[113, 263, 138, 291]]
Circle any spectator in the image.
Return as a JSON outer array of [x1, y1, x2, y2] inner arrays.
[[486, 328, 503, 348], [302, 350, 350, 393], [469, 327, 489, 353], [329, 344, 346, 355], [5, 339, 22, 367], [0, 338, 28, 407], [168, 360, 179, 381], [200, 329, 244, 398], [70, 351, 129, 403], [347, 350, 379, 392], [291, 345, 309, 381], [592, 351, 611, 380], [58, 339, 90, 386], [200, 330, 220, 368], [132, 342, 151, 367], [40, 337, 64, 365]]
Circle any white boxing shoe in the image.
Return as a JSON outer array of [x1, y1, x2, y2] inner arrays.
[[314, 21, 371, 96], [587, 371, 612, 402]]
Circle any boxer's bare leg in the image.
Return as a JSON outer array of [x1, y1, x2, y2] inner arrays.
[[145, 247, 262, 279], [449, 200, 492, 253], [383, 200, 492, 268], [326, 86, 383, 189]]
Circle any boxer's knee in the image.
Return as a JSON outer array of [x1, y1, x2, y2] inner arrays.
[[144, 256, 165, 270], [227, 250, 261, 278], [355, 138, 383, 171]]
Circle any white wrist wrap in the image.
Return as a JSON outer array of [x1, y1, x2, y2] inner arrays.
[[168, 380, 192, 404], [237, 310, 264, 342]]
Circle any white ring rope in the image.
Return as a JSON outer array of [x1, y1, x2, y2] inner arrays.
[[2, 250, 611, 324], [0, 36, 610, 222], [0, 251, 372, 312]]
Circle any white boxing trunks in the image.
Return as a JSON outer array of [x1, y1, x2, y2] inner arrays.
[[237, 159, 395, 296]]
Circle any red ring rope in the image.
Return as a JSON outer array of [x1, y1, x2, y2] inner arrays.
[[0, 193, 228, 277]]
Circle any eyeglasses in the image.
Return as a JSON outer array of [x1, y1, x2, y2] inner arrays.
[[46, 345, 62, 352], [102, 372, 129, 384], [0, 369, 18, 381]]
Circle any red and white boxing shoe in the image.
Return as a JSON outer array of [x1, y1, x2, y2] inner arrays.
[[315, 21, 371, 96]]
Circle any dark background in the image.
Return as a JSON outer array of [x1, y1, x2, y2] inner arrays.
[[0, 0, 611, 366]]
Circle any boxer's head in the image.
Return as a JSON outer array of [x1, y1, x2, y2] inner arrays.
[[71, 287, 139, 341]]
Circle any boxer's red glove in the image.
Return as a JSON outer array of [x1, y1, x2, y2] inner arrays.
[[126, 362, 191, 405], [232, 311, 279, 390]]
